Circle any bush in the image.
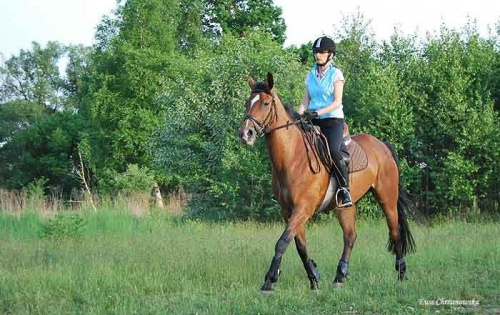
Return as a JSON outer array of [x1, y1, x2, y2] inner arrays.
[[41, 213, 86, 239], [99, 164, 155, 194]]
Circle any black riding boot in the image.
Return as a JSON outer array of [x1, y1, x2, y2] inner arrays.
[[332, 158, 353, 208]]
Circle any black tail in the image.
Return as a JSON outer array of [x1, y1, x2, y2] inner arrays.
[[384, 142, 416, 255], [392, 185, 417, 254]]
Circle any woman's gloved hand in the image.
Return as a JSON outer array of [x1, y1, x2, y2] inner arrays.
[[302, 110, 319, 121], [292, 112, 302, 120]]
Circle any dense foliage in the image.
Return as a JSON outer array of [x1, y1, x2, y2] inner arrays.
[[153, 33, 305, 220], [0, 1, 498, 219]]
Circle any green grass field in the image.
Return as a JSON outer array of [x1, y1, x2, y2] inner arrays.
[[0, 210, 498, 314]]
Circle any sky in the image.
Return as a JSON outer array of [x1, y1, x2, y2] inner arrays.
[[1, 0, 499, 60], [0, 0, 116, 59], [274, 0, 499, 46]]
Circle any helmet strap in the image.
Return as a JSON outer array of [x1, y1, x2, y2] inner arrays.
[[315, 52, 333, 67]]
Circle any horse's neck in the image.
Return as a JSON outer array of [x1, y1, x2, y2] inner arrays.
[[265, 105, 303, 173]]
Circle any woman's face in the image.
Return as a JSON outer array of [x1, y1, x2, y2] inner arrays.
[[313, 50, 330, 65]]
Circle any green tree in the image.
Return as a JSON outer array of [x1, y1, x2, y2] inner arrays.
[[0, 42, 89, 142], [285, 42, 314, 65], [0, 42, 93, 193], [154, 32, 306, 220], [64, 45, 93, 110], [203, 0, 286, 45], [411, 25, 498, 214], [83, 0, 288, 193], [0, 42, 65, 111], [177, 0, 207, 50], [0, 112, 84, 192], [82, 0, 185, 188], [0, 42, 65, 144]]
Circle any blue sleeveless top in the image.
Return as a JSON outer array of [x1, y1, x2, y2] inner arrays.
[[306, 64, 344, 119]]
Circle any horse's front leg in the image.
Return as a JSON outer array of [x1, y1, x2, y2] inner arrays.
[[295, 226, 320, 290], [261, 211, 309, 293]]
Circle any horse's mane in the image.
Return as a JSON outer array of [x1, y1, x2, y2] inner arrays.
[[282, 103, 296, 119]]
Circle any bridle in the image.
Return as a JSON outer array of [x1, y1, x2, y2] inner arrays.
[[243, 88, 298, 137], [242, 87, 327, 174]]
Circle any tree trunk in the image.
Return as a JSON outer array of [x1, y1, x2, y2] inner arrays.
[[76, 149, 96, 212]]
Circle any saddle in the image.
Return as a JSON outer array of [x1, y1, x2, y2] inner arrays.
[[316, 122, 368, 174]]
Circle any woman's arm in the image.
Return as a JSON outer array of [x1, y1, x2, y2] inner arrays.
[[316, 80, 344, 116], [297, 90, 310, 115]]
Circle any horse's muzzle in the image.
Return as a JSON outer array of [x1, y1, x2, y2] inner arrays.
[[239, 125, 257, 146]]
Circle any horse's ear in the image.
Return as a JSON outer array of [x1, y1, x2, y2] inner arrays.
[[247, 75, 257, 89], [267, 72, 274, 90]]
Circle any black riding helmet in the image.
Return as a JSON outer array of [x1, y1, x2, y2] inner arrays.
[[312, 36, 336, 56]]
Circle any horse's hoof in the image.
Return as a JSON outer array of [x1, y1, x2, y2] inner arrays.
[[332, 282, 343, 290], [260, 290, 274, 297]]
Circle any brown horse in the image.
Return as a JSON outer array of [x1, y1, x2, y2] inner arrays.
[[238, 73, 416, 293]]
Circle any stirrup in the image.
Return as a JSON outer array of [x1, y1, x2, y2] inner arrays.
[[336, 187, 353, 208]]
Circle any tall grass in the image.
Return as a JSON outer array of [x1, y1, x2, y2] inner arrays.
[[0, 188, 187, 216], [0, 189, 61, 213], [0, 209, 498, 314]]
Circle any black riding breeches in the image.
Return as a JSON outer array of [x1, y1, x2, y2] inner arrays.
[[312, 117, 349, 188], [312, 118, 344, 162]]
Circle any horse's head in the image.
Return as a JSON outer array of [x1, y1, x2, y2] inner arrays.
[[239, 72, 277, 146]]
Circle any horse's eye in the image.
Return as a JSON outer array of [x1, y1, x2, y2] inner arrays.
[[263, 102, 270, 106]]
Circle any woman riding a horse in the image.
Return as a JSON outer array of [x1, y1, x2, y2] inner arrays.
[[238, 37, 415, 294], [298, 36, 352, 208]]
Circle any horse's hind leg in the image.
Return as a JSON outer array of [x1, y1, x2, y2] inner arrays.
[[384, 205, 406, 279], [373, 184, 407, 280], [333, 205, 357, 288], [295, 226, 320, 290]]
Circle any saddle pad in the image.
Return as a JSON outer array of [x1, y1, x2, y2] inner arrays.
[[346, 137, 368, 173]]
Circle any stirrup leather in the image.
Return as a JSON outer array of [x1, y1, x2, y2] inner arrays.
[[336, 187, 353, 208]]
